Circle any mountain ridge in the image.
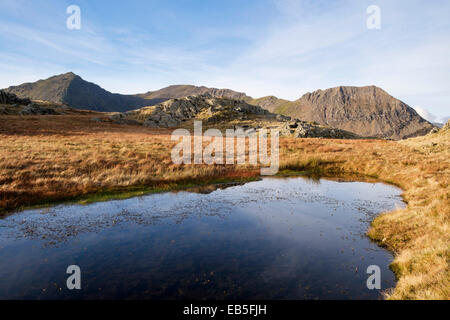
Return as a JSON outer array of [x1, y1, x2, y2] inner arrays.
[[3, 73, 435, 139], [271, 85, 434, 140], [111, 94, 360, 139], [137, 84, 251, 101], [4, 72, 156, 112]]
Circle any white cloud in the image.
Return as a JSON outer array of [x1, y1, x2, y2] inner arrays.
[[413, 107, 436, 122], [0, 0, 449, 121], [438, 116, 450, 123], [414, 107, 450, 124]]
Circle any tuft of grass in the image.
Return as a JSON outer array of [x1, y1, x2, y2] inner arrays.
[[279, 157, 327, 175]]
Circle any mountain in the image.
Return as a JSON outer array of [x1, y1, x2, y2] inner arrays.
[[137, 84, 251, 101], [246, 96, 291, 114], [111, 94, 360, 139], [3, 72, 157, 112], [4, 75, 253, 112], [262, 86, 434, 140], [3, 74, 435, 139]]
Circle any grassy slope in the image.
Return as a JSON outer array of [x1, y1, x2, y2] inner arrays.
[[247, 96, 291, 113], [0, 114, 448, 299]]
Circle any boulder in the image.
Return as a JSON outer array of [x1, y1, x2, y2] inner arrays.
[[0, 90, 31, 105], [109, 113, 140, 125], [443, 120, 450, 131], [20, 103, 57, 115], [277, 119, 359, 139], [429, 127, 439, 134]]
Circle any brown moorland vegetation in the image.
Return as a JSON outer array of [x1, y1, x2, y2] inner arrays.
[[0, 114, 448, 299]]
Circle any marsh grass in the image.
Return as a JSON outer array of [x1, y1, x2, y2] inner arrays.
[[0, 114, 448, 299]]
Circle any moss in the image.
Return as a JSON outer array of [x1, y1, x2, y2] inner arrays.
[[390, 262, 404, 278], [3, 175, 260, 216]]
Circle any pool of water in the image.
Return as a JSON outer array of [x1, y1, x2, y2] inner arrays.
[[0, 177, 404, 300]]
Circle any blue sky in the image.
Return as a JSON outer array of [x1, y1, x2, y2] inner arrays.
[[0, 0, 449, 122]]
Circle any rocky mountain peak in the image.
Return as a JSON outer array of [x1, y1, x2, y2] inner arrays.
[[3, 73, 152, 112], [138, 84, 250, 101], [273, 85, 434, 139], [2, 74, 437, 140]]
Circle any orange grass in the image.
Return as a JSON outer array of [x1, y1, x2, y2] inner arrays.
[[0, 114, 448, 299]]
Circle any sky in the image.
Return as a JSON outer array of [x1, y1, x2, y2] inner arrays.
[[0, 0, 449, 123]]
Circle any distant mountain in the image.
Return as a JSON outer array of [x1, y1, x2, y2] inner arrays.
[[3, 72, 158, 112], [246, 96, 291, 113], [260, 86, 434, 140], [4, 75, 254, 113], [137, 84, 251, 101], [3, 74, 435, 139]]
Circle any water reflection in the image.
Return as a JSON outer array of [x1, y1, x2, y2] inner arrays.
[[0, 177, 404, 299]]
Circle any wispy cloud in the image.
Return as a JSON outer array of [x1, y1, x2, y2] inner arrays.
[[415, 107, 450, 124], [0, 0, 449, 119], [414, 107, 437, 123]]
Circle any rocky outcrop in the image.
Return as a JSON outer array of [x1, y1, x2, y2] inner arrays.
[[441, 120, 450, 132], [429, 120, 450, 135], [278, 120, 360, 139], [0, 90, 60, 115], [20, 103, 58, 115], [0, 90, 31, 105], [109, 113, 140, 125], [137, 85, 251, 102], [111, 94, 360, 139], [121, 94, 271, 128]]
